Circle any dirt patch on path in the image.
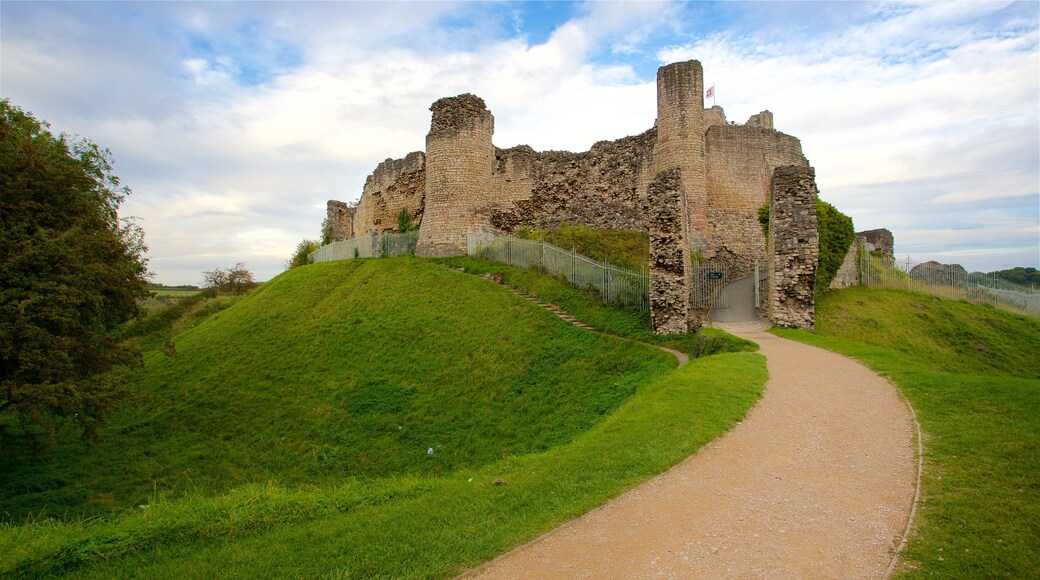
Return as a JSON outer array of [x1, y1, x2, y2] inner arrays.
[[466, 328, 916, 578]]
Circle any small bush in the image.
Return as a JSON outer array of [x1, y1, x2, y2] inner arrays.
[[287, 239, 320, 270]]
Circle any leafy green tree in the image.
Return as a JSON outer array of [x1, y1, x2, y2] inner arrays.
[[202, 263, 258, 295], [0, 100, 150, 450], [286, 239, 320, 269]]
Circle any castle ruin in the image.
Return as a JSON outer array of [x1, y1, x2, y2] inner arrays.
[[326, 60, 820, 332]]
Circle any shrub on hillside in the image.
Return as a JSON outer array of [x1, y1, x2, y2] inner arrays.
[[287, 239, 320, 269], [202, 263, 257, 295]]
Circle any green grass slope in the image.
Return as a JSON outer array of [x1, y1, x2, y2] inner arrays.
[[1, 258, 675, 520], [774, 286, 1040, 578], [0, 257, 768, 578]]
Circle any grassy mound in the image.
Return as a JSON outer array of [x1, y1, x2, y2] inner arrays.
[[437, 256, 757, 357], [1, 258, 675, 520], [775, 286, 1040, 577], [0, 257, 767, 577]]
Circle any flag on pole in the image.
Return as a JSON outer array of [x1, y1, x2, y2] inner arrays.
[[706, 85, 715, 99]]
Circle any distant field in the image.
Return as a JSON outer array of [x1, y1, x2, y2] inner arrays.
[[149, 288, 200, 297], [775, 286, 1040, 578]]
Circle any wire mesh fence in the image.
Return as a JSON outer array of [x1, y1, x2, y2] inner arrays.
[[467, 231, 649, 311], [310, 231, 419, 263], [861, 254, 1040, 317]]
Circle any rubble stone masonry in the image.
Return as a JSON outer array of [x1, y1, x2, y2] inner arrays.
[[325, 200, 355, 241], [767, 166, 819, 330], [351, 152, 426, 237], [648, 168, 693, 334]]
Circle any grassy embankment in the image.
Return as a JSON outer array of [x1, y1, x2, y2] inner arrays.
[[775, 286, 1040, 578], [437, 256, 755, 357], [1, 257, 765, 577]]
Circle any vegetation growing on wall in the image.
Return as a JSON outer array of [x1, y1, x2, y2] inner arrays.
[[815, 200, 854, 293], [757, 198, 854, 294]]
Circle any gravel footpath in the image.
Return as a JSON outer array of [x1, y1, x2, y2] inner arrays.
[[466, 326, 917, 578]]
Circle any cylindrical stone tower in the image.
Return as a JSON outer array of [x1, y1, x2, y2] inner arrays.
[[654, 60, 710, 255], [416, 93, 494, 257]]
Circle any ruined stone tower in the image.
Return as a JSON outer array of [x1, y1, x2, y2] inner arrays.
[[654, 60, 710, 254], [416, 94, 495, 257]]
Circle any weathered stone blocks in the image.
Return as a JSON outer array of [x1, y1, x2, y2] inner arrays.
[[655, 60, 709, 255], [325, 200, 355, 242], [417, 94, 494, 257], [767, 165, 819, 330], [648, 168, 693, 334]]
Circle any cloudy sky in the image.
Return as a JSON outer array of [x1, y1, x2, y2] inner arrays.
[[2, 1, 1037, 284]]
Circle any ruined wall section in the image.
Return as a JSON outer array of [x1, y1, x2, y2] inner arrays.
[[705, 125, 808, 278], [704, 106, 727, 129], [489, 129, 657, 233], [655, 60, 709, 253], [648, 168, 693, 334], [416, 94, 494, 257], [767, 165, 819, 330], [325, 200, 356, 242], [829, 237, 863, 290], [351, 152, 426, 236]]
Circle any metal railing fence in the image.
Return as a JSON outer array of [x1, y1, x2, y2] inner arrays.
[[690, 260, 730, 309], [860, 254, 1040, 317], [467, 231, 649, 311], [309, 231, 418, 263]]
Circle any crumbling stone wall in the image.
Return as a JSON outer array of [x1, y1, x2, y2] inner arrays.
[[705, 124, 808, 278], [859, 228, 894, 260], [767, 166, 819, 330], [829, 237, 863, 290], [352, 152, 426, 236], [489, 130, 656, 233], [325, 200, 355, 242], [648, 168, 693, 334], [416, 94, 495, 256]]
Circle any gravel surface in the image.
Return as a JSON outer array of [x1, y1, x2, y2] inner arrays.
[[466, 326, 916, 579]]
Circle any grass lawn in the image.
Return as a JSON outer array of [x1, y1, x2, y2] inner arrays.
[[774, 286, 1040, 578]]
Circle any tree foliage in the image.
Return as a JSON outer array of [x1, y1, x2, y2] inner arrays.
[[202, 263, 258, 295], [396, 208, 418, 233], [286, 239, 320, 269], [0, 99, 150, 449], [815, 199, 855, 293]]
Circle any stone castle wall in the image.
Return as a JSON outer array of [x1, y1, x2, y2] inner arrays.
[[352, 152, 426, 236], [325, 200, 355, 241], [767, 166, 819, 330], [704, 125, 808, 277], [489, 130, 657, 233], [648, 168, 692, 334]]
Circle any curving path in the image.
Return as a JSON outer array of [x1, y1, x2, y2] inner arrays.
[[466, 324, 917, 579]]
